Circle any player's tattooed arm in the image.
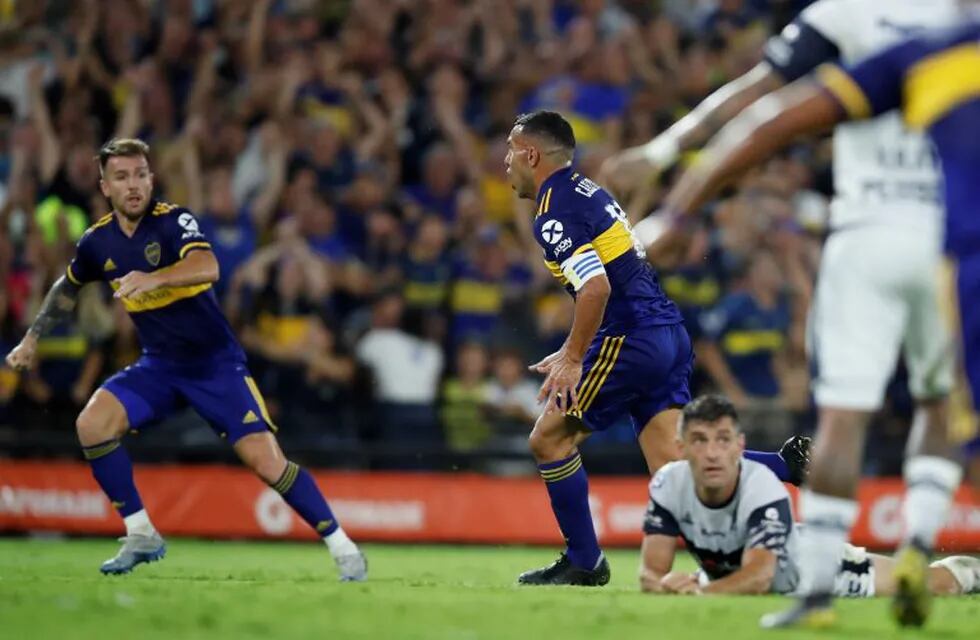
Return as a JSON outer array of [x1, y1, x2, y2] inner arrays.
[[6, 276, 81, 371], [28, 275, 81, 338]]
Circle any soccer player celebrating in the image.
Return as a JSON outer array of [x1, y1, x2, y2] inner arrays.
[[647, 20, 980, 628], [5, 139, 367, 581], [640, 395, 979, 598], [504, 111, 810, 586]]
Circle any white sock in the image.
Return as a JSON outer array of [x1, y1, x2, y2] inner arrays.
[[902, 456, 963, 551], [324, 527, 358, 557], [797, 490, 859, 596], [123, 509, 157, 537]]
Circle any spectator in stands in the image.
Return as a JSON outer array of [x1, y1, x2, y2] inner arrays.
[[356, 291, 444, 447], [486, 348, 541, 445], [441, 341, 493, 453]]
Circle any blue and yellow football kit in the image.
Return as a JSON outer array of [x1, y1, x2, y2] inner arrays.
[[67, 200, 274, 442], [532, 167, 689, 434], [817, 22, 980, 416]]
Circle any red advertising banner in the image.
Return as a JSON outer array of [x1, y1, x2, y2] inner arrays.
[[1, 460, 978, 550]]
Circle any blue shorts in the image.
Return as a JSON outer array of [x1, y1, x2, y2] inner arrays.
[[569, 323, 693, 436], [103, 356, 276, 444]]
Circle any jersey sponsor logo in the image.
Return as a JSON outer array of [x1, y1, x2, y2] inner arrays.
[[555, 237, 573, 255], [103, 258, 116, 271], [574, 178, 601, 198], [144, 242, 161, 267], [178, 212, 204, 239], [540, 219, 564, 244]]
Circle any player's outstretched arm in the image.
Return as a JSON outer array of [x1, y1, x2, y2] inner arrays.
[[702, 547, 777, 595], [599, 63, 783, 194], [537, 275, 611, 413], [5, 275, 82, 371], [645, 82, 843, 266], [114, 250, 219, 299]]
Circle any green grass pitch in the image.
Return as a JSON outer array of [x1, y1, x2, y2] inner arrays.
[[1, 538, 978, 640]]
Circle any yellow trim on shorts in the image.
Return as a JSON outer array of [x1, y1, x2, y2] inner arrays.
[[244, 376, 277, 431], [576, 336, 625, 414]]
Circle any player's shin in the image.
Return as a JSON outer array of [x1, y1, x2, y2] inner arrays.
[[82, 439, 154, 535], [268, 461, 356, 556], [797, 489, 859, 598], [538, 451, 602, 570], [902, 456, 962, 552]]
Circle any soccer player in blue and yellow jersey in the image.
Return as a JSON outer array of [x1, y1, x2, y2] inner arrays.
[[647, 20, 980, 628], [504, 111, 811, 586], [5, 139, 367, 581]]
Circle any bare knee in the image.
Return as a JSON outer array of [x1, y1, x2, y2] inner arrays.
[[528, 414, 579, 463], [76, 392, 128, 446], [234, 432, 288, 484]]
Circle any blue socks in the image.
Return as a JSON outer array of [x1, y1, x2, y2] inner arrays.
[[743, 449, 790, 482], [270, 461, 340, 536], [539, 452, 601, 570], [82, 439, 144, 518]]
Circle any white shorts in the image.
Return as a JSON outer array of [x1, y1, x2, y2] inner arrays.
[[808, 225, 953, 410]]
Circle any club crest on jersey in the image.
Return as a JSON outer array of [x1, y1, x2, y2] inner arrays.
[[541, 219, 564, 244], [144, 242, 161, 266]]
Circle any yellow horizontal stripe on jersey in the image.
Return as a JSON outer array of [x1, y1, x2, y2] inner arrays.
[[904, 44, 980, 130], [36, 335, 88, 359], [662, 274, 721, 307], [816, 64, 871, 120], [571, 243, 594, 257], [543, 260, 570, 286], [592, 221, 633, 264], [404, 281, 448, 307], [721, 330, 784, 356], [65, 265, 83, 285], [179, 241, 212, 259], [110, 281, 212, 313], [450, 280, 503, 314]]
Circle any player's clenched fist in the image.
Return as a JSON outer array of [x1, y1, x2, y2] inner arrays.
[[5, 335, 38, 370], [659, 571, 702, 595], [114, 271, 163, 299]]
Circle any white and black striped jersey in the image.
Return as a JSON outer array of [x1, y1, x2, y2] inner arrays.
[[643, 459, 799, 593], [763, 0, 959, 230]]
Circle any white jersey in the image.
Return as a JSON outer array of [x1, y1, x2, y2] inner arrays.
[[764, 0, 959, 230], [643, 459, 800, 594]]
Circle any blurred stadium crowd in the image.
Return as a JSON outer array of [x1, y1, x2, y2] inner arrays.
[[0, 0, 915, 472]]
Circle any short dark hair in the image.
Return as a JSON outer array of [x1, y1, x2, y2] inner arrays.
[[679, 394, 739, 434], [513, 110, 576, 152], [98, 138, 151, 172]]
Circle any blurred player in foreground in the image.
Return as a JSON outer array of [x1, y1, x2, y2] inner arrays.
[[5, 139, 367, 581], [639, 395, 979, 598], [647, 21, 980, 629], [504, 111, 810, 587]]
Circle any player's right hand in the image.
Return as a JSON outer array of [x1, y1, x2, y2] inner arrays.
[[5, 336, 38, 371]]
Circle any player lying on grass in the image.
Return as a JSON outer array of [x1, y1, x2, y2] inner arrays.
[[639, 395, 979, 598], [504, 111, 810, 587], [5, 138, 366, 581], [642, 17, 980, 630]]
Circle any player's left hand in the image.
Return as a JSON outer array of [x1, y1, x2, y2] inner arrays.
[[536, 351, 582, 414], [659, 571, 702, 595], [114, 271, 164, 299]]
